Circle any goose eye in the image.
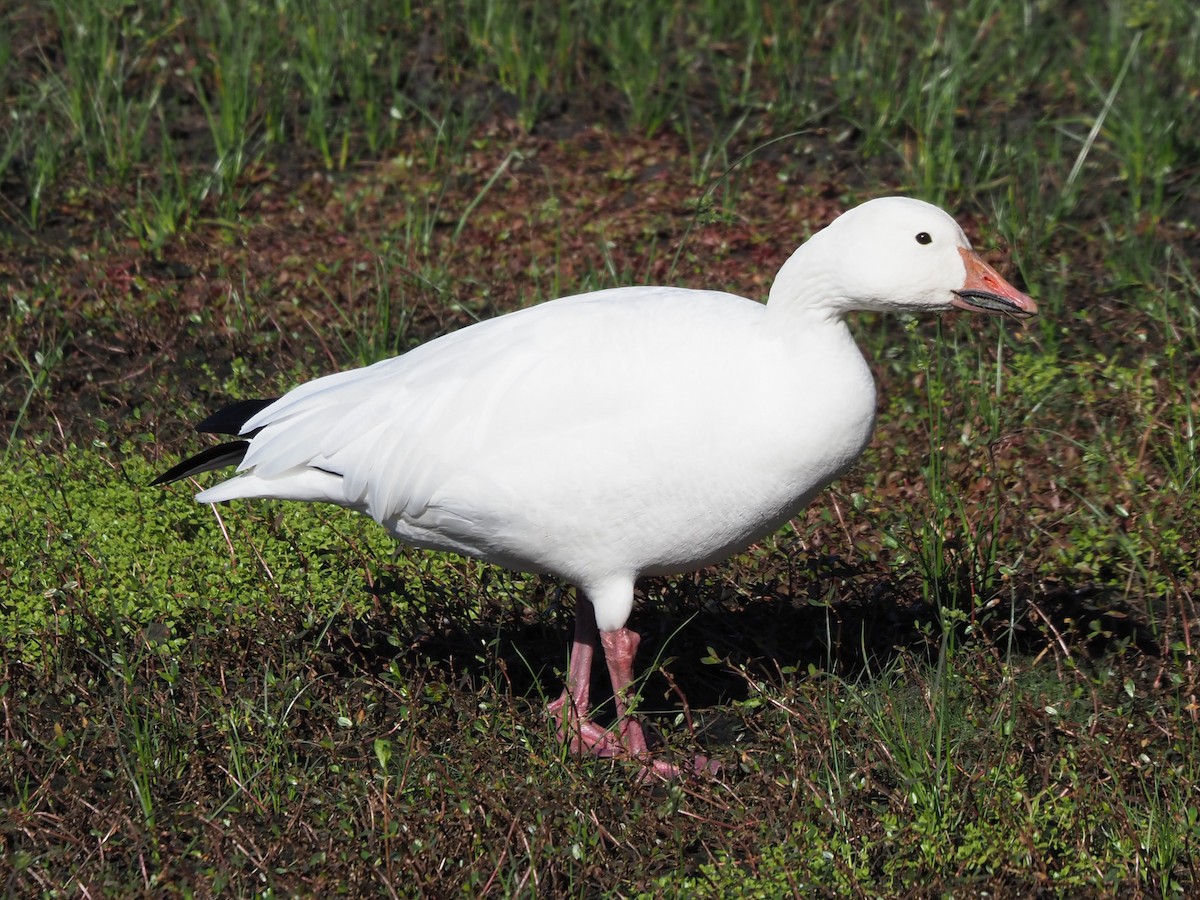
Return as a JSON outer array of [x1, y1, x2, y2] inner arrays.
[[915, 232, 932, 245]]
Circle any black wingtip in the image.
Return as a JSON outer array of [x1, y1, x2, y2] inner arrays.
[[152, 440, 251, 486], [196, 398, 278, 436], [154, 397, 276, 486]]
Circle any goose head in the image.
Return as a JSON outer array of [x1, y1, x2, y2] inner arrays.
[[769, 196, 1038, 320]]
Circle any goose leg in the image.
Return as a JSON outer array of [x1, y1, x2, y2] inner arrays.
[[549, 601, 717, 777], [546, 598, 622, 756], [599, 627, 648, 753], [600, 626, 720, 779]]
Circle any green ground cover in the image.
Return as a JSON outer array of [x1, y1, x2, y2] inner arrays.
[[2, 0, 1198, 894]]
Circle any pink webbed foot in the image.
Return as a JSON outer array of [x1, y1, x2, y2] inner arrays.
[[548, 690, 718, 777], [546, 608, 718, 779]]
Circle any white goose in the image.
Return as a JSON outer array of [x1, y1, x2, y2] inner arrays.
[[156, 197, 1037, 776]]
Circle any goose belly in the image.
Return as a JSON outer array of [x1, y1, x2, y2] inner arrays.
[[387, 347, 878, 582]]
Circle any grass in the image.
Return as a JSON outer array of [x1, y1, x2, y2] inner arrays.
[[2, 0, 1199, 894]]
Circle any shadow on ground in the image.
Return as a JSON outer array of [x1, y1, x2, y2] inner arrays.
[[307, 555, 1161, 758]]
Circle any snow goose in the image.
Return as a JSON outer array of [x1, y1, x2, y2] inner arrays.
[[155, 196, 1037, 777]]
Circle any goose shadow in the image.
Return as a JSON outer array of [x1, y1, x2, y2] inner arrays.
[[303, 553, 1160, 754]]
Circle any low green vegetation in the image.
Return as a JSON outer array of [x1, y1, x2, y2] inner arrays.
[[2, 0, 1198, 895]]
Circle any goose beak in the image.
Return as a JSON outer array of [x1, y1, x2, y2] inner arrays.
[[951, 247, 1038, 319]]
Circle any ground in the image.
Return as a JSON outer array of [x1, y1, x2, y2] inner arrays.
[[2, 2, 1199, 896]]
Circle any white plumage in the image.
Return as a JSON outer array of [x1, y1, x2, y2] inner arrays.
[[159, 196, 1037, 776]]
